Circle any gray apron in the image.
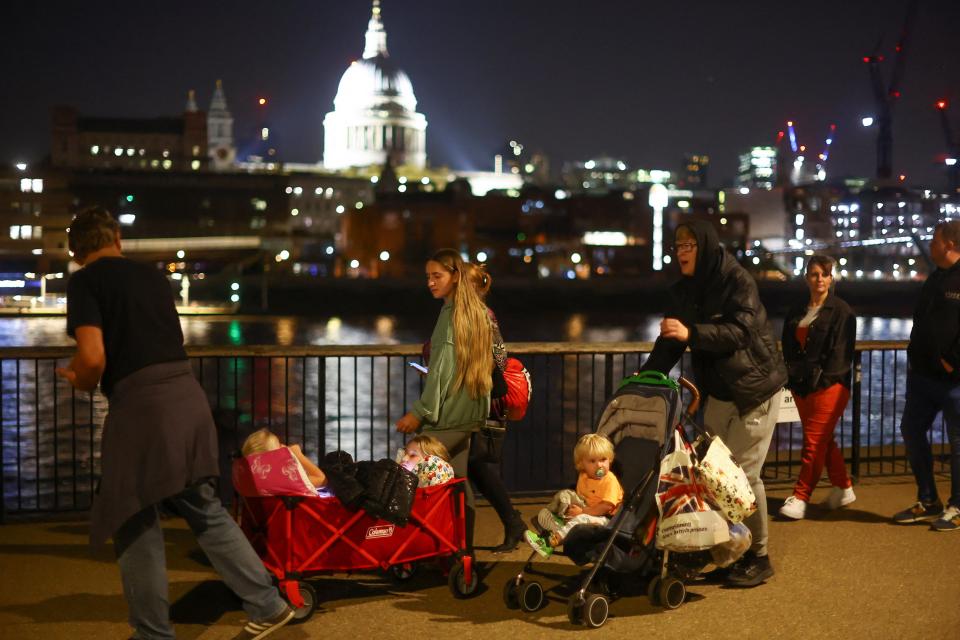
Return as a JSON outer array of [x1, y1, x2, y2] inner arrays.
[[90, 360, 219, 546]]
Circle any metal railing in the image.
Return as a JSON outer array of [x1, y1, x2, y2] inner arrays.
[[0, 341, 950, 520]]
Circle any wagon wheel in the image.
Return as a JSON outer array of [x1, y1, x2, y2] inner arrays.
[[290, 581, 317, 623], [448, 558, 479, 598], [388, 562, 418, 582]]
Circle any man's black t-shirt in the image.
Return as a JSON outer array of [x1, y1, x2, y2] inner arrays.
[[66, 256, 187, 397]]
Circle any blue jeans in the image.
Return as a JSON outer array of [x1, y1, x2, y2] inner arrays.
[[114, 478, 286, 640], [899, 371, 960, 508]]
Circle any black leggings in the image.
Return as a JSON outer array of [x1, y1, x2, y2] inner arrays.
[[468, 434, 516, 528]]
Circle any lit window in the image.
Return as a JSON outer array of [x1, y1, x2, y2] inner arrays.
[[33, 226, 42, 238], [162, 159, 172, 170], [126, 148, 135, 156], [31, 179, 42, 193], [90, 145, 99, 155], [20, 178, 32, 192], [9, 225, 20, 239], [261, 127, 269, 141], [114, 147, 124, 157], [190, 159, 201, 170], [20, 225, 32, 239], [192, 145, 200, 156], [162, 149, 170, 158], [150, 159, 160, 168]]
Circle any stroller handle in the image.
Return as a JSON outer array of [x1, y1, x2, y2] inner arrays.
[[678, 376, 700, 417]]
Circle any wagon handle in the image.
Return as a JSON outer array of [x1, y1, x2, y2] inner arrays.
[[678, 376, 700, 417]]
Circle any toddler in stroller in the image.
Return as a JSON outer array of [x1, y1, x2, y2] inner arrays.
[[505, 372, 747, 628], [524, 433, 624, 557]]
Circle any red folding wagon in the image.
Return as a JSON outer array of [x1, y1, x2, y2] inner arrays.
[[232, 448, 478, 621]]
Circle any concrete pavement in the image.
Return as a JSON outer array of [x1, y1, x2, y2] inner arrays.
[[1, 476, 959, 640]]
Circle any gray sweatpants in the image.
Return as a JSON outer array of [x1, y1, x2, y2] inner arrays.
[[702, 391, 782, 557]]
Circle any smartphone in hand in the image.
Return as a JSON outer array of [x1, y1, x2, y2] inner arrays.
[[409, 362, 428, 374]]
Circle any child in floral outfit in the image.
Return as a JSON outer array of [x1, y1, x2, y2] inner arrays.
[[525, 433, 624, 557], [399, 435, 455, 488]]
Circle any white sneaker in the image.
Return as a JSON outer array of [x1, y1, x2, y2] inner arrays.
[[779, 495, 807, 520], [821, 486, 856, 510]]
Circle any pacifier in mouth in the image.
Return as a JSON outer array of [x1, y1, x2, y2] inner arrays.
[[595, 467, 605, 478]]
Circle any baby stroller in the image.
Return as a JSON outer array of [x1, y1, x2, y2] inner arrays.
[[504, 371, 716, 627], [232, 448, 478, 622]]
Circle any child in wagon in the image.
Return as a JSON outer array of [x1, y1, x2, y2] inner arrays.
[[397, 434, 455, 488], [242, 428, 328, 492], [525, 433, 624, 558]]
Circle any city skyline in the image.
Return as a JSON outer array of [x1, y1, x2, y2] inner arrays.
[[4, 0, 959, 185]]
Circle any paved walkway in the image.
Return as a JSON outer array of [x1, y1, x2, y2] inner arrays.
[[1, 476, 959, 640]]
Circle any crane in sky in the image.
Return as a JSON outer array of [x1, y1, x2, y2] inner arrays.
[[862, 0, 919, 181]]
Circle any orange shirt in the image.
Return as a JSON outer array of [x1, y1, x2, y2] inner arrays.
[[576, 471, 624, 514]]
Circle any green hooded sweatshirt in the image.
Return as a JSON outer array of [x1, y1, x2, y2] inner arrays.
[[413, 302, 490, 432]]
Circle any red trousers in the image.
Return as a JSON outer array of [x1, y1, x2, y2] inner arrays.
[[792, 383, 852, 502]]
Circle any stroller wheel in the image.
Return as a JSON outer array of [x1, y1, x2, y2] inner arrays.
[[566, 594, 584, 625], [388, 562, 418, 582], [647, 577, 661, 606], [583, 593, 610, 628], [519, 581, 544, 613], [502, 577, 522, 610], [448, 558, 479, 598], [659, 577, 686, 609], [291, 581, 317, 623]]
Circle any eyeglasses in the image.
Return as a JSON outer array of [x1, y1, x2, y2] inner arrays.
[[672, 242, 698, 254]]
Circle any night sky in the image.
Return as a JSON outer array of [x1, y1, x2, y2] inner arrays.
[[4, 0, 959, 186]]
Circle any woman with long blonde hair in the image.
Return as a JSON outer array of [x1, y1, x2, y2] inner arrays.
[[396, 248, 492, 549], [461, 262, 526, 552]]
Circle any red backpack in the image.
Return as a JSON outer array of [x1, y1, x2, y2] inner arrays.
[[502, 357, 532, 421]]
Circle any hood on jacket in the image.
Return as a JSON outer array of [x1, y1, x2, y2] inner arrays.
[[676, 219, 722, 288]]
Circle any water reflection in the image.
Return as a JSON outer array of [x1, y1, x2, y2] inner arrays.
[[0, 313, 914, 348]]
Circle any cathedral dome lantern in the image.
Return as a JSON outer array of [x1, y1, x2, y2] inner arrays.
[[323, 1, 427, 170]]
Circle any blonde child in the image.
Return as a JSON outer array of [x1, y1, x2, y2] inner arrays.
[[525, 433, 624, 558], [242, 428, 327, 490], [398, 434, 455, 488]]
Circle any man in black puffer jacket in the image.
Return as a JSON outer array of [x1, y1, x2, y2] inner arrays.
[[643, 219, 787, 588]]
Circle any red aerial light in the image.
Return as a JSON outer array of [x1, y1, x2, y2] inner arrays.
[[895, 45, 902, 53], [862, 56, 871, 63], [936, 100, 948, 110], [899, 174, 906, 182], [891, 90, 901, 98]]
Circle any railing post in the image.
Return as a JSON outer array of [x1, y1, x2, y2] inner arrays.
[[317, 357, 326, 455], [851, 350, 863, 481], [603, 353, 614, 400]]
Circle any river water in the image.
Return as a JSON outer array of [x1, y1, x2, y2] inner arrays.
[[0, 312, 914, 348]]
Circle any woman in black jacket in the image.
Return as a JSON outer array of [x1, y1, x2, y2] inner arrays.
[[642, 220, 786, 588], [778, 255, 857, 520]]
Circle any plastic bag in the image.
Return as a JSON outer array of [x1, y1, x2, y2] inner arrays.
[[656, 429, 730, 552], [694, 435, 757, 524]]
